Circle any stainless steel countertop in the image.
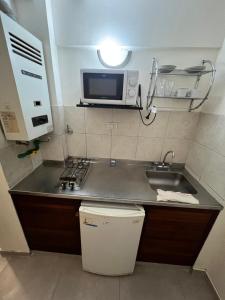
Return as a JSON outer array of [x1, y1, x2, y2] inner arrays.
[[10, 159, 223, 210]]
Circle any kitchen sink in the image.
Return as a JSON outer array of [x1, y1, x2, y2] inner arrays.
[[146, 171, 197, 194]]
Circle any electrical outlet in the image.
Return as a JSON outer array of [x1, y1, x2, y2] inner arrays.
[[151, 106, 157, 114], [106, 123, 114, 130], [105, 122, 118, 130]]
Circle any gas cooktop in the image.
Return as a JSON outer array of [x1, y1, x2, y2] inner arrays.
[[58, 158, 90, 191]]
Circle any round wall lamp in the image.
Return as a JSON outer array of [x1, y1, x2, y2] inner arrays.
[[97, 40, 132, 68]]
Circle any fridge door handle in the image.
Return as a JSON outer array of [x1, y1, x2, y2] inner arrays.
[[84, 219, 98, 227]]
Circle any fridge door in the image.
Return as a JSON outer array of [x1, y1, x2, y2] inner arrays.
[[79, 202, 145, 276]]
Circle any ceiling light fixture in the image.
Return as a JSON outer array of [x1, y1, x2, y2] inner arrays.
[[97, 39, 132, 68]]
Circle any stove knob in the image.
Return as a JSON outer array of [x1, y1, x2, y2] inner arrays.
[[70, 182, 75, 191], [74, 183, 80, 191], [61, 182, 67, 190]]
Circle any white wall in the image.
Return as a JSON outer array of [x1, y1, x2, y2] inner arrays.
[[195, 210, 225, 298], [58, 47, 218, 109], [202, 41, 225, 116], [0, 163, 29, 252], [58, 46, 218, 161], [51, 0, 225, 48], [0, 0, 15, 15], [188, 40, 225, 299]]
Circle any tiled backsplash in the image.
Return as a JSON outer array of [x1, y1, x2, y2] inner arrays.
[[186, 112, 225, 205], [40, 105, 68, 162], [0, 129, 35, 188], [0, 105, 67, 187], [65, 107, 199, 163]]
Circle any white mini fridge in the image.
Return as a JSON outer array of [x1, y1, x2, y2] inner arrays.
[[79, 201, 145, 276]]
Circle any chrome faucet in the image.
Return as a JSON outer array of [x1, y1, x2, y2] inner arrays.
[[162, 150, 175, 166]]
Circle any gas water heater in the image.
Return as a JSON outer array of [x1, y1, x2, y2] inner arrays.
[[0, 12, 53, 141]]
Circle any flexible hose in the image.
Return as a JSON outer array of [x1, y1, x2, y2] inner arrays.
[[17, 140, 41, 158]]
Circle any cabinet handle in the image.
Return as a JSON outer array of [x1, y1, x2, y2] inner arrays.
[[75, 211, 79, 217]]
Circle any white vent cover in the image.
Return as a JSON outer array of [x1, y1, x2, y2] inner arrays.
[[9, 32, 43, 65]]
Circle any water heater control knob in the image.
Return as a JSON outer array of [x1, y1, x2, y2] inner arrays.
[[128, 88, 136, 97], [129, 78, 137, 87]]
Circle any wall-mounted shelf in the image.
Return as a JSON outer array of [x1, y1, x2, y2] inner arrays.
[[154, 95, 202, 100], [147, 58, 216, 112], [77, 102, 143, 110], [150, 69, 213, 77]]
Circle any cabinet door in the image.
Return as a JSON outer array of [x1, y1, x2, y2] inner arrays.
[[138, 206, 219, 266], [12, 194, 81, 254]]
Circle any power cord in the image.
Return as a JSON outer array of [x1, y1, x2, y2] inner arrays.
[[136, 84, 157, 126]]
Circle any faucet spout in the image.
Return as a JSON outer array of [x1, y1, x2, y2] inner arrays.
[[162, 150, 175, 165]]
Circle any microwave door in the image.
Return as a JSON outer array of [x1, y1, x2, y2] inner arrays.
[[82, 73, 126, 105]]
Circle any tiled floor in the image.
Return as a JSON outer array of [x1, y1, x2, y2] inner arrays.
[[0, 251, 218, 300]]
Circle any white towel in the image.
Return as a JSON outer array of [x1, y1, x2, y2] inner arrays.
[[157, 189, 199, 205]]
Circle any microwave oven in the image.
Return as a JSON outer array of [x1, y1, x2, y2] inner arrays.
[[80, 69, 139, 106]]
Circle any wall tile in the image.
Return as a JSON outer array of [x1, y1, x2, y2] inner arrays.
[[86, 134, 111, 158], [64, 106, 85, 134], [67, 133, 86, 157], [201, 151, 225, 200], [194, 113, 225, 157], [61, 134, 69, 159], [51, 106, 65, 135], [194, 113, 218, 148], [112, 110, 139, 136], [111, 136, 137, 160], [62, 107, 203, 163], [214, 115, 225, 157], [138, 112, 169, 138], [166, 112, 199, 139], [31, 150, 43, 169], [0, 144, 33, 187], [41, 134, 65, 161], [186, 142, 212, 179], [136, 137, 163, 161], [85, 108, 113, 135], [161, 138, 191, 163]]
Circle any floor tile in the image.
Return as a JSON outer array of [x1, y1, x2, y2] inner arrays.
[[52, 254, 120, 300], [0, 252, 219, 300], [178, 269, 219, 300], [119, 262, 186, 300], [0, 252, 60, 300]]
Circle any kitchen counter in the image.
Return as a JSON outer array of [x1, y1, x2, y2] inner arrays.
[[10, 159, 223, 210]]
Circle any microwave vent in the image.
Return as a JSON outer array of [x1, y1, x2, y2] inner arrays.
[[9, 32, 42, 65]]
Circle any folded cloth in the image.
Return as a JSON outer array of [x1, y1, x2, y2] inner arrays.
[[156, 189, 199, 205]]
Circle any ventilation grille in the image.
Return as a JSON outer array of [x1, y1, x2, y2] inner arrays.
[[9, 32, 42, 66]]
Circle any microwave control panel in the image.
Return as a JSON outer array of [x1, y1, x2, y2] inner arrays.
[[125, 71, 139, 105]]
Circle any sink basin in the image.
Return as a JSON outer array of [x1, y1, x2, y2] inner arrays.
[[146, 171, 197, 194]]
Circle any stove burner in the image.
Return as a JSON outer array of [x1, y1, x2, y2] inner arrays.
[[58, 158, 90, 191]]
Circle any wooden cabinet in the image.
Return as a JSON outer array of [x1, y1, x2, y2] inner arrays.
[[11, 194, 81, 254], [11, 194, 219, 266], [137, 206, 219, 266]]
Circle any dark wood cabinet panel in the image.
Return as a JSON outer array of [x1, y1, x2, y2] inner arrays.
[[11, 194, 219, 266], [137, 206, 219, 266], [11, 194, 81, 255], [24, 228, 81, 254]]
